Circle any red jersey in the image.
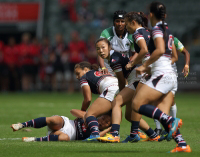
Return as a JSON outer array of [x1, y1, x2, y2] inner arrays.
[[3, 45, 19, 66], [68, 41, 87, 63]]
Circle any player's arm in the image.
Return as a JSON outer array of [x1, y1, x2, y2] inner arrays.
[[137, 37, 165, 74], [99, 127, 111, 137], [171, 43, 178, 64], [181, 47, 190, 77], [129, 52, 138, 62], [115, 71, 126, 91], [126, 39, 148, 70], [98, 56, 108, 74], [81, 85, 92, 111], [70, 109, 86, 119]]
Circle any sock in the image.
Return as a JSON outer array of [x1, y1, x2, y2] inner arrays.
[[170, 103, 177, 118], [22, 117, 46, 128], [145, 128, 158, 138], [138, 104, 175, 132], [110, 124, 120, 136], [130, 121, 139, 138], [174, 129, 187, 147], [35, 135, 59, 141], [86, 116, 99, 136], [154, 119, 162, 130]]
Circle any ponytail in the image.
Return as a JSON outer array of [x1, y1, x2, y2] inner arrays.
[[125, 11, 149, 30], [149, 1, 167, 41]]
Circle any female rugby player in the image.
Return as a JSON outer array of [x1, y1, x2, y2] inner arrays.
[[128, 2, 191, 153], [11, 109, 111, 142], [74, 61, 119, 141], [99, 10, 136, 75]]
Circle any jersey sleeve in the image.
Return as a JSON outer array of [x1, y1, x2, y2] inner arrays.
[[174, 37, 184, 52], [79, 75, 89, 88], [110, 54, 122, 73], [127, 34, 135, 52], [133, 31, 145, 44], [152, 26, 163, 40], [100, 29, 110, 39]]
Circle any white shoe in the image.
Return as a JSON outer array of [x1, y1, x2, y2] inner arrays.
[[22, 137, 36, 142], [11, 123, 24, 131]]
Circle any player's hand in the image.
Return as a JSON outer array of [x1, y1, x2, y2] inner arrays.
[[125, 62, 133, 70], [100, 67, 109, 74], [182, 65, 189, 77], [136, 65, 147, 76]]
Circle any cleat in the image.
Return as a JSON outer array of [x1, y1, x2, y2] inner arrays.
[[168, 145, 191, 153], [22, 137, 35, 142], [83, 135, 100, 141], [142, 135, 160, 141], [122, 134, 140, 143], [167, 118, 183, 141], [11, 123, 24, 132], [154, 128, 163, 136], [138, 130, 147, 139], [158, 130, 170, 142], [97, 133, 120, 143]]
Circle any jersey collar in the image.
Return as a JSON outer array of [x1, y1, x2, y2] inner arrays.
[[156, 21, 167, 26], [113, 26, 128, 39], [110, 49, 115, 56], [136, 27, 145, 32]]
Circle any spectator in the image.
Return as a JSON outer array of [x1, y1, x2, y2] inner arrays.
[[2, 37, 20, 91], [91, 8, 108, 28], [0, 41, 5, 90], [30, 37, 40, 89], [68, 31, 88, 92], [59, 0, 77, 22], [18, 33, 34, 91], [52, 33, 67, 91], [77, 0, 94, 25], [86, 34, 98, 64], [40, 37, 56, 90]]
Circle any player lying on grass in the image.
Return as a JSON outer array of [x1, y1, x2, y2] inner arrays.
[[11, 109, 111, 142]]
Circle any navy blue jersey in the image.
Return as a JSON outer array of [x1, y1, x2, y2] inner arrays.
[[133, 27, 151, 54], [79, 70, 112, 94], [109, 51, 135, 79], [148, 22, 173, 57], [75, 118, 90, 140]]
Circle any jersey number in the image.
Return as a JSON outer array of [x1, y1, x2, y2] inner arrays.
[[168, 35, 173, 50]]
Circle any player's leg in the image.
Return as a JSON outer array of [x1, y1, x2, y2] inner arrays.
[[170, 97, 177, 118], [132, 84, 181, 140], [22, 131, 69, 142], [110, 87, 134, 137], [11, 117, 47, 131], [84, 97, 112, 140]]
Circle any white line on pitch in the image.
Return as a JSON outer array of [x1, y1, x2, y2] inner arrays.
[[0, 138, 21, 140]]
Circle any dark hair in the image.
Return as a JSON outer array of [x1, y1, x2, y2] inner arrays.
[[113, 10, 127, 24], [149, 1, 166, 40], [125, 11, 149, 30], [95, 38, 111, 47], [74, 61, 99, 71]]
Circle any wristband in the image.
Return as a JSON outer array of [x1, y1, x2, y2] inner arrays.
[[102, 67, 106, 70]]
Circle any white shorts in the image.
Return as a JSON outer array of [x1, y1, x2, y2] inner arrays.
[[47, 116, 76, 141], [145, 70, 177, 95], [99, 84, 119, 102], [127, 68, 141, 90]]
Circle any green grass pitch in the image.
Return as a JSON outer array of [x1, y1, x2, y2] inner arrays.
[[0, 92, 199, 156]]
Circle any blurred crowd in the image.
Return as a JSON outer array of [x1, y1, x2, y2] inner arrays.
[[0, 32, 98, 92]]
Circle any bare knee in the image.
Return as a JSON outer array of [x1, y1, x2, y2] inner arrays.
[[46, 116, 63, 130], [112, 96, 123, 108], [58, 133, 70, 141], [132, 98, 142, 112]]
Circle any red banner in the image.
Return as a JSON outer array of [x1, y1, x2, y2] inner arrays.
[[0, 3, 40, 22]]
